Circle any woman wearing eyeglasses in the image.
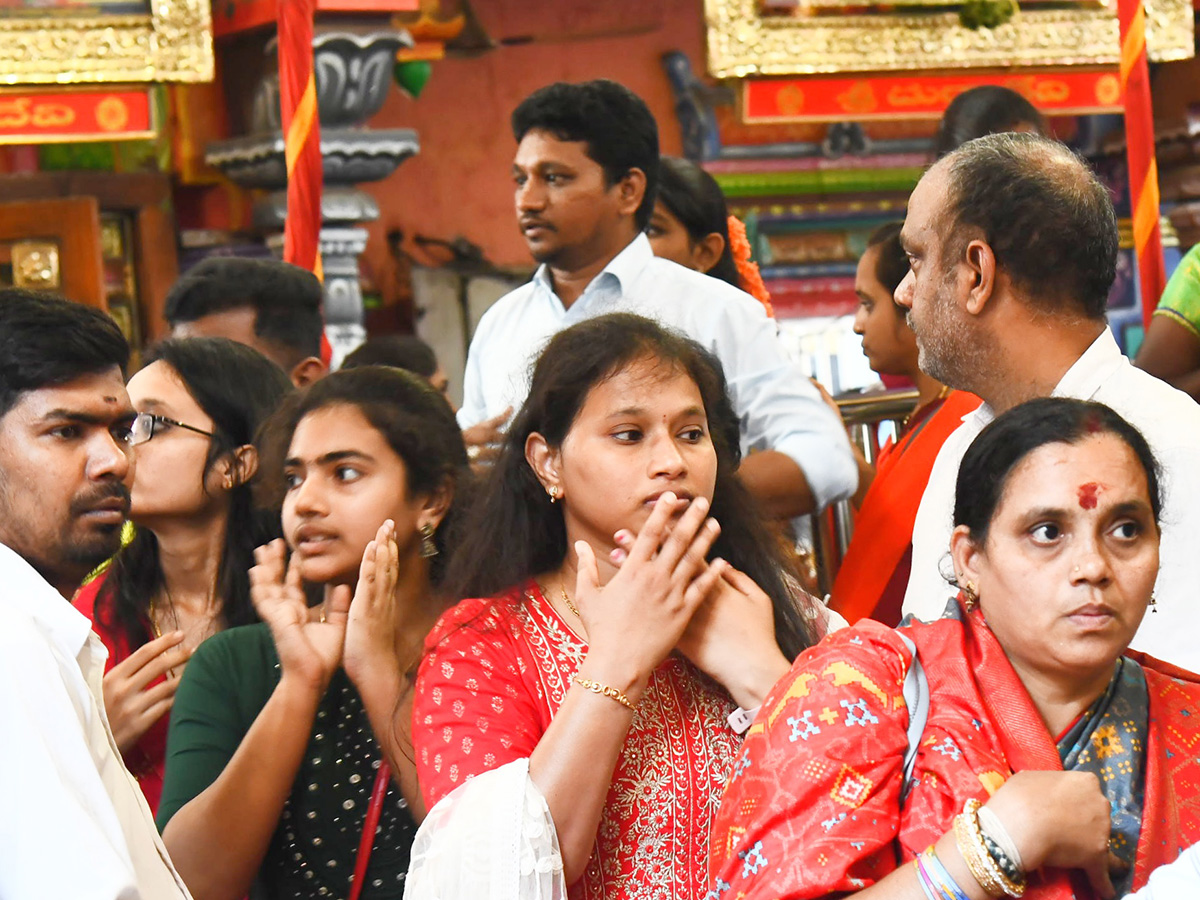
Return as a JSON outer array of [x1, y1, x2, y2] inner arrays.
[[74, 336, 292, 813]]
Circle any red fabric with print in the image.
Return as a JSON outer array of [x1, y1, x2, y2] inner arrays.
[[708, 605, 1200, 899], [414, 581, 742, 900], [73, 573, 168, 814]]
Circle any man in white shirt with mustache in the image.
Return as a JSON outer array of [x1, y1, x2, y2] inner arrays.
[[0, 289, 191, 899]]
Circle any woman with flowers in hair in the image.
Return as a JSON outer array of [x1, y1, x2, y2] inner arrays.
[[647, 156, 773, 315]]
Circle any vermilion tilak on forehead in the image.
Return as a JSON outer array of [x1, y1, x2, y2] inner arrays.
[[1078, 482, 1102, 510]]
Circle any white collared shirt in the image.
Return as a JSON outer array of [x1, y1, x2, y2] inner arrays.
[[458, 234, 857, 509], [902, 328, 1200, 671], [0, 542, 191, 900]]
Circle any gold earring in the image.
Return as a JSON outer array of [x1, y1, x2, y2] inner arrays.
[[419, 523, 438, 558], [962, 580, 979, 611], [548, 485, 559, 503]]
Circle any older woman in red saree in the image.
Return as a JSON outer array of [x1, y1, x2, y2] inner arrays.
[[709, 397, 1200, 900]]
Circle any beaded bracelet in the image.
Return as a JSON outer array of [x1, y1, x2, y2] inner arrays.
[[954, 799, 1026, 897], [573, 675, 637, 710]]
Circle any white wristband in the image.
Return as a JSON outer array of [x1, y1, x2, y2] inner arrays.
[[977, 804, 1025, 872], [728, 705, 761, 734]]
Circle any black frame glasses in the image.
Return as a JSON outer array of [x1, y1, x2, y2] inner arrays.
[[129, 412, 215, 446]]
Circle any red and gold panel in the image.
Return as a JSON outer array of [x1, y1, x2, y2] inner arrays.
[[0, 88, 154, 144], [744, 69, 1124, 123]]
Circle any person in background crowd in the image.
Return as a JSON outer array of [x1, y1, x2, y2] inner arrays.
[[457, 79, 856, 520], [342, 335, 451, 402], [1135, 241, 1200, 400], [408, 314, 840, 900], [647, 155, 773, 314], [710, 398, 1200, 899], [0, 289, 190, 899], [827, 223, 980, 626], [897, 132, 1200, 671], [164, 257, 328, 388], [158, 366, 470, 900], [933, 84, 1047, 159], [73, 337, 292, 814]]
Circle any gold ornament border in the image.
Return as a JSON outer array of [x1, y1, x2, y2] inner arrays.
[[705, 0, 1195, 78], [0, 0, 213, 86]]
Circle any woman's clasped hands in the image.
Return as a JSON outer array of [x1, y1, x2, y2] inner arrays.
[[572, 492, 787, 708], [249, 520, 403, 694]]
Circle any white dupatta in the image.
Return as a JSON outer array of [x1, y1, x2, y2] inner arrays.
[[404, 758, 566, 900]]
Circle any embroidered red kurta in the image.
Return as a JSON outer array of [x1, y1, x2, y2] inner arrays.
[[72, 574, 168, 814], [709, 606, 1200, 899], [414, 581, 742, 900]]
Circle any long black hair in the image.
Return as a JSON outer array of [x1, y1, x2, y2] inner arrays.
[[655, 156, 741, 289], [256, 366, 472, 585], [442, 313, 816, 660], [954, 397, 1161, 546], [95, 337, 293, 649]]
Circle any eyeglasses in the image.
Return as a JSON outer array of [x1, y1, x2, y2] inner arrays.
[[128, 412, 215, 446]]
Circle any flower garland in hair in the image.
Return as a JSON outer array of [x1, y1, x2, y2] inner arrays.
[[727, 215, 774, 317]]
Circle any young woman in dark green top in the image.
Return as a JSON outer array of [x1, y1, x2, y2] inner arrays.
[[158, 367, 470, 900]]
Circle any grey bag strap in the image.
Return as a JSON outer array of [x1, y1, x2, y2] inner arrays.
[[898, 633, 929, 804]]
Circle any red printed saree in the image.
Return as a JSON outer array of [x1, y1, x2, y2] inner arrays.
[[708, 601, 1200, 899]]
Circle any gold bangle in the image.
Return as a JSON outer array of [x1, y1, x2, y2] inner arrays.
[[954, 799, 1025, 898], [573, 675, 636, 711]]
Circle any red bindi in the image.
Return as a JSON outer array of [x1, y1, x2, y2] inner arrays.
[[1078, 482, 1100, 509]]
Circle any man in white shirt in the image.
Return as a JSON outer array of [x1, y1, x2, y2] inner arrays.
[[0, 290, 191, 899], [458, 80, 856, 518], [897, 133, 1200, 671]]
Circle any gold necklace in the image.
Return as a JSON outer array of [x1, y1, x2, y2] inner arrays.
[[559, 582, 580, 618], [903, 384, 952, 429], [147, 591, 170, 639], [149, 587, 218, 644]]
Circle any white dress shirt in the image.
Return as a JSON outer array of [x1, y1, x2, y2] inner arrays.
[[0, 541, 191, 900], [902, 328, 1200, 671], [458, 234, 857, 509]]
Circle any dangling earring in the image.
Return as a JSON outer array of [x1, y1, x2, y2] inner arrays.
[[1149, 593, 1158, 613], [548, 485, 559, 504], [961, 580, 979, 611], [419, 523, 438, 558]]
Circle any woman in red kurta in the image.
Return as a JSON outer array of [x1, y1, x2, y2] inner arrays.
[[711, 397, 1200, 900], [73, 338, 290, 812], [409, 315, 835, 900], [831, 223, 980, 626]]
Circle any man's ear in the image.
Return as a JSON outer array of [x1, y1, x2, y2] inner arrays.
[[617, 167, 647, 220], [963, 239, 997, 317], [290, 357, 328, 388], [525, 431, 562, 502]]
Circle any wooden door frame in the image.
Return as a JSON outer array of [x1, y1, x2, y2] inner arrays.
[[0, 196, 104, 308]]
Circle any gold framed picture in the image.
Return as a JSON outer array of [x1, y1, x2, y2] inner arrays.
[[0, 0, 213, 85], [705, 0, 1194, 78]]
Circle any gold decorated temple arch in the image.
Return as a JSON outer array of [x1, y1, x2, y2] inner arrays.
[[0, 0, 473, 360], [690, 0, 1196, 352]]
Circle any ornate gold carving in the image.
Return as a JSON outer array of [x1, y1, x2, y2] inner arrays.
[[706, 0, 1194, 77], [0, 0, 213, 85]]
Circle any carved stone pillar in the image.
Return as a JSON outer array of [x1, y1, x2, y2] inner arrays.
[[207, 29, 419, 362]]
